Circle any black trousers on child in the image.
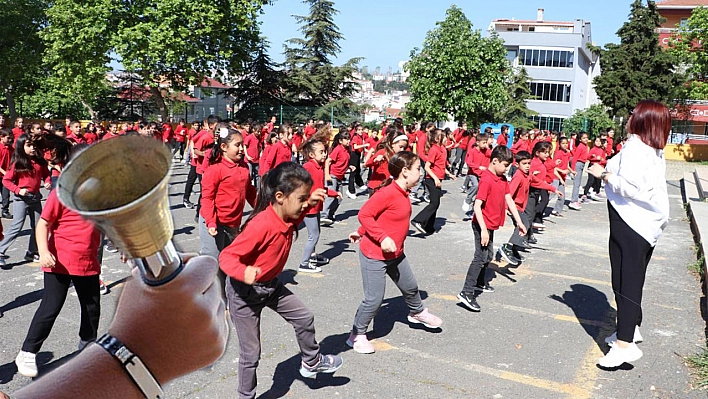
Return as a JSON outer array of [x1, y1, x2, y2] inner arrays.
[[348, 152, 364, 193], [1, 186, 10, 214], [183, 165, 200, 202], [22, 273, 100, 353], [462, 222, 494, 293], [535, 190, 550, 224], [608, 203, 655, 343], [412, 178, 442, 234], [524, 189, 541, 237]]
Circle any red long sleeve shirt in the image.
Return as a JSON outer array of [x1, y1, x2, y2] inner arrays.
[[303, 159, 339, 215], [571, 143, 589, 169], [544, 157, 556, 184], [509, 169, 530, 212], [219, 205, 307, 283], [327, 145, 350, 179], [258, 144, 273, 176], [552, 149, 572, 180], [605, 137, 614, 157], [588, 146, 606, 166], [365, 149, 389, 189], [200, 157, 256, 229], [0, 144, 14, 173], [356, 182, 410, 260], [261, 140, 292, 175], [465, 147, 489, 177], [415, 131, 428, 162], [529, 158, 557, 192], [426, 144, 447, 180], [496, 133, 508, 148], [511, 139, 529, 154], [3, 160, 50, 194]]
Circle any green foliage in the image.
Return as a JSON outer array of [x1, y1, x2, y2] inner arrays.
[[282, 0, 361, 107], [0, 0, 48, 119], [313, 98, 368, 125], [592, 0, 684, 118], [687, 345, 708, 387], [563, 105, 616, 136], [674, 6, 708, 100], [373, 80, 410, 93], [688, 254, 706, 278], [405, 5, 509, 126], [494, 67, 537, 130]]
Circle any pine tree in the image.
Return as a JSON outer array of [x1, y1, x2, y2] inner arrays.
[[282, 0, 360, 107], [229, 38, 286, 121], [495, 67, 537, 129], [592, 0, 684, 117]]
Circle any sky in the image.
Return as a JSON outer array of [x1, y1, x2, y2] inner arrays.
[[259, 0, 638, 72]]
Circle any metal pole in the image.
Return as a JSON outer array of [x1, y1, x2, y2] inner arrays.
[[280, 104, 283, 125], [330, 106, 334, 125]]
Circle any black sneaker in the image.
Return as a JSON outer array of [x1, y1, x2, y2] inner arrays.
[[24, 252, 39, 262], [183, 200, 195, 209], [2, 212, 12, 219], [457, 291, 481, 312], [474, 284, 495, 293], [411, 221, 426, 235], [298, 262, 322, 273], [528, 236, 538, 245], [299, 354, 344, 378], [310, 254, 330, 265], [518, 240, 532, 249], [511, 246, 526, 262], [104, 241, 119, 253], [497, 245, 520, 266]]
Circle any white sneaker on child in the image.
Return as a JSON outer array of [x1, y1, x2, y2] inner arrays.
[[15, 350, 38, 377]]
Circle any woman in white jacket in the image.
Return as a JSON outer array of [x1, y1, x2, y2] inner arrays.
[[588, 99, 671, 368]]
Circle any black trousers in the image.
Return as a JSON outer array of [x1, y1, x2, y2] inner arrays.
[[535, 190, 550, 223], [608, 203, 655, 343], [463, 222, 494, 293], [348, 152, 364, 193], [524, 189, 541, 238], [412, 178, 442, 233], [22, 273, 100, 353], [184, 165, 199, 201], [172, 141, 186, 158], [1, 186, 10, 213], [584, 173, 601, 196]]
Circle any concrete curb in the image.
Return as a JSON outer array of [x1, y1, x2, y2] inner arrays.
[[682, 172, 708, 281]]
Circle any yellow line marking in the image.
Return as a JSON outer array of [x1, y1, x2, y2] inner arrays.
[[514, 269, 612, 287], [391, 344, 590, 397], [371, 341, 395, 351], [295, 272, 325, 278], [569, 307, 616, 399]]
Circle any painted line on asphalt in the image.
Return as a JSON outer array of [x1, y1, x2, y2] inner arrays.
[[569, 306, 615, 399], [512, 268, 612, 287]]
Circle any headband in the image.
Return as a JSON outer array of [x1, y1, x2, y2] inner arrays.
[[392, 134, 408, 143]]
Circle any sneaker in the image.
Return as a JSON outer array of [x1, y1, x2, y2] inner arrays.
[[550, 211, 564, 217], [299, 354, 344, 378], [408, 193, 418, 201], [511, 246, 526, 262], [104, 241, 119, 253], [474, 284, 495, 293], [568, 202, 582, 210], [462, 200, 472, 213], [460, 186, 467, 193], [597, 343, 643, 368], [99, 280, 109, 295], [310, 254, 330, 265], [320, 217, 334, 226], [0, 257, 5, 267], [24, 252, 39, 262], [183, 200, 195, 209], [457, 291, 481, 312], [589, 193, 603, 201], [78, 339, 92, 351], [407, 308, 443, 329], [411, 220, 426, 235], [421, 195, 430, 203], [497, 245, 520, 266], [532, 222, 546, 229], [518, 241, 532, 250], [346, 191, 357, 199], [346, 331, 375, 354], [527, 236, 538, 245], [15, 350, 38, 377], [605, 327, 643, 347], [298, 262, 322, 273], [2, 212, 12, 219]]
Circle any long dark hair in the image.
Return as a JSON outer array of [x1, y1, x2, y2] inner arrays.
[[241, 162, 313, 236], [372, 151, 419, 195], [12, 134, 45, 173], [376, 126, 404, 158], [209, 126, 242, 165], [330, 130, 351, 152], [43, 134, 73, 167], [300, 138, 325, 162]]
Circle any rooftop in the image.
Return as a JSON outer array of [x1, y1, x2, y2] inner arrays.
[[492, 19, 574, 26], [656, 0, 708, 8]]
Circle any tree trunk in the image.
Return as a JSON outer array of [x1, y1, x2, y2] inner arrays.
[[0, 79, 18, 120], [80, 97, 98, 121], [150, 85, 169, 122]]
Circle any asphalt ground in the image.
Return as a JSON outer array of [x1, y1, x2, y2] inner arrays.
[[0, 160, 705, 399]]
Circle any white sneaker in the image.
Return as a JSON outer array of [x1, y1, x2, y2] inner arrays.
[[346, 191, 357, 199], [15, 350, 38, 377], [597, 343, 643, 368], [462, 200, 472, 213], [605, 326, 643, 347]]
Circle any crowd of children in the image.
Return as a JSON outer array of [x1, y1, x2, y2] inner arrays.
[[0, 112, 637, 396]]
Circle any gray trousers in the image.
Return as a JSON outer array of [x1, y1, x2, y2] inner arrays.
[[322, 177, 342, 219], [570, 162, 585, 202], [199, 215, 238, 300], [463, 175, 480, 205], [352, 252, 424, 335], [300, 214, 320, 266], [552, 179, 567, 214], [227, 278, 320, 399], [0, 194, 42, 255]]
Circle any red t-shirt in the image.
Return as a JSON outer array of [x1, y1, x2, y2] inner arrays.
[[303, 126, 316, 139], [83, 132, 98, 144], [571, 142, 589, 169], [12, 127, 24, 139], [0, 143, 14, 172], [509, 169, 530, 211], [327, 145, 350, 179], [511, 139, 529, 154], [200, 157, 256, 229], [529, 158, 556, 191], [365, 149, 389, 189], [243, 133, 260, 163], [174, 125, 188, 143], [356, 182, 410, 260], [606, 137, 614, 157], [3, 160, 50, 194], [543, 157, 556, 184], [588, 146, 606, 166], [465, 147, 489, 177], [41, 190, 101, 276], [473, 169, 510, 231], [219, 205, 308, 283], [303, 160, 339, 215], [415, 131, 428, 162], [496, 133, 508, 148], [291, 133, 303, 152], [426, 144, 447, 179], [261, 141, 292, 175], [162, 123, 173, 142], [192, 130, 214, 172], [258, 145, 273, 176], [350, 133, 364, 154]]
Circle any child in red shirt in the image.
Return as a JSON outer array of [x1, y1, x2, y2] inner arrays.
[[12, 117, 25, 140], [462, 134, 490, 213], [299, 139, 340, 272], [569, 132, 590, 209], [15, 145, 101, 377], [365, 128, 408, 193], [458, 145, 525, 312], [260, 126, 293, 175], [172, 119, 188, 160], [258, 132, 278, 177], [550, 136, 575, 216], [497, 151, 532, 265], [583, 137, 607, 201], [322, 131, 352, 222], [526, 141, 563, 236], [511, 129, 530, 154], [496, 125, 510, 148], [347, 151, 442, 354], [347, 124, 369, 198], [243, 124, 262, 185], [0, 134, 50, 266], [0, 128, 14, 218], [219, 162, 343, 398]]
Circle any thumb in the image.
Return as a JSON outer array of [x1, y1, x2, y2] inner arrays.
[[254, 267, 262, 276]]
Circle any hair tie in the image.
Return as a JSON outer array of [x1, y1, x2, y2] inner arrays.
[[392, 134, 408, 143], [219, 127, 230, 138]]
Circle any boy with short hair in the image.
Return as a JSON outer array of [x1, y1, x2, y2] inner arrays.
[[458, 146, 526, 312], [497, 151, 533, 265]]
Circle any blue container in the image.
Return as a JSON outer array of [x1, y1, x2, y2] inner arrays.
[[480, 123, 514, 148]]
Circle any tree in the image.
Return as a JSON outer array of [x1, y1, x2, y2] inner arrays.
[[282, 0, 361, 107], [228, 38, 286, 122], [405, 5, 509, 126], [0, 0, 48, 120], [591, 0, 684, 118], [674, 6, 708, 100], [563, 105, 616, 136], [494, 67, 537, 129]]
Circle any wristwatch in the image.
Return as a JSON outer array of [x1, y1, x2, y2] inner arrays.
[[600, 171, 608, 180], [96, 333, 164, 399]]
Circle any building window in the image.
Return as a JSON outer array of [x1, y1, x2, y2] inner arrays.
[[506, 49, 517, 64], [528, 81, 572, 103], [680, 18, 689, 27], [529, 116, 566, 132], [519, 49, 574, 68]]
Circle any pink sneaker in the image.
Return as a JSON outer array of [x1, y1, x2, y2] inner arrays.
[[346, 331, 375, 354], [407, 308, 443, 329]]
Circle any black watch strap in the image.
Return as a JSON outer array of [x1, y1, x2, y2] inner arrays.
[[96, 333, 164, 399]]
